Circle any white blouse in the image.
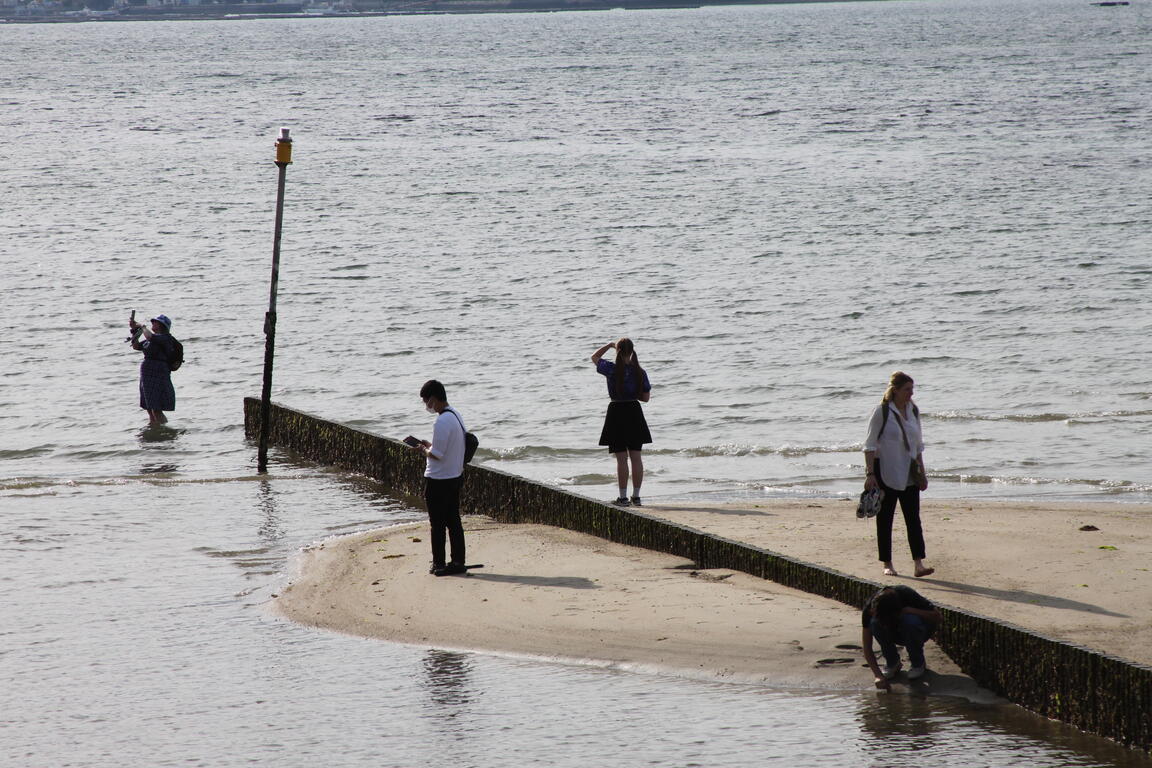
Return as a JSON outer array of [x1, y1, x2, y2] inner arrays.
[[864, 401, 924, 490]]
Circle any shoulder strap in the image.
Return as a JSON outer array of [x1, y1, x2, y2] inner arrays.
[[879, 402, 918, 440], [446, 408, 467, 438], [892, 407, 912, 452]]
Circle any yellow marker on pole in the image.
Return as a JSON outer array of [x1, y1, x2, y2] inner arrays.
[[275, 131, 293, 165], [258, 127, 293, 472]]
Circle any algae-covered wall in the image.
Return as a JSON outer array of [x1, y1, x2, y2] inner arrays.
[[244, 397, 1152, 752]]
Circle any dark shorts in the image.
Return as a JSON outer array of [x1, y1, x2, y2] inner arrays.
[[598, 400, 651, 454]]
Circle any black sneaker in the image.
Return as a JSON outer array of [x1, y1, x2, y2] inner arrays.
[[429, 564, 445, 575], [630, 496, 642, 507], [612, 497, 631, 507], [435, 562, 467, 576]]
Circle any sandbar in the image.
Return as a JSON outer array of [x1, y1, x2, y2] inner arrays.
[[269, 496, 1152, 695]]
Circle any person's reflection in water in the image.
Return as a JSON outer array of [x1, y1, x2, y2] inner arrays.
[[854, 691, 1142, 766], [137, 423, 180, 444], [422, 650, 476, 713], [140, 463, 179, 474], [137, 423, 180, 474], [256, 478, 285, 545], [856, 692, 943, 758]]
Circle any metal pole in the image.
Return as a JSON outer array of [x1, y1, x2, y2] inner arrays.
[[258, 127, 293, 473]]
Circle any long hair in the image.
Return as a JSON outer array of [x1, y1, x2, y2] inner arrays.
[[882, 371, 913, 404], [613, 338, 645, 396]]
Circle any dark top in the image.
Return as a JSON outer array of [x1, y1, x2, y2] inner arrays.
[[596, 359, 652, 401], [861, 585, 934, 628], [140, 332, 174, 364]]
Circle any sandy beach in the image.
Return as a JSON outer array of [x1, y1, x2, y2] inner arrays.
[[272, 498, 1152, 696]]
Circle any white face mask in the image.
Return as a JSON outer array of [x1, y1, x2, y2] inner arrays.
[[426, 405, 437, 415]]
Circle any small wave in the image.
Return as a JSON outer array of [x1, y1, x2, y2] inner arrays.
[[932, 473, 1149, 492], [0, 474, 330, 494], [42, 577, 127, 590], [901, 355, 959, 365], [822, 389, 861, 399], [0, 445, 55, 459], [481, 446, 603, 461], [550, 65, 610, 72], [0, 478, 61, 492], [933, 409, 1152, 423], [662, 443, 858, 459], [553, 473, 617, 487], [950, 289, 1003, 297], [194, 545, 274, 558]]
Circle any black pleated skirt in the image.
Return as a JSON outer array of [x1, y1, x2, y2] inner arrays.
[[598, 400, 652, 452]]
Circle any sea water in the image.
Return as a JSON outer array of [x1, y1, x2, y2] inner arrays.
[[2, 0, 1151, 764]]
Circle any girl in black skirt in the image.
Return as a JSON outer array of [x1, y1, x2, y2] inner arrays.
[[591, 338, 652, 506]]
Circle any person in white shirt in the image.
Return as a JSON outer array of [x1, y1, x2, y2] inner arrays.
[[412, 379, 467, 576], [862, 371, 934, 579]]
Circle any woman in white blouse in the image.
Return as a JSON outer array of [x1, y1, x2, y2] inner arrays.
[[863, 371, 934, 578]]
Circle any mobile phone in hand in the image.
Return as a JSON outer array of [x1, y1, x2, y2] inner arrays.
[[403, 435, 422, 448]]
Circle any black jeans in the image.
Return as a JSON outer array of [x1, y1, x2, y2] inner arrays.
[[870, 614, 935, 669], [876, 464, 925, 562], [424, 476, 465, 567]]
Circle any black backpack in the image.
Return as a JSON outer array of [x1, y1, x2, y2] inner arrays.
[[168, 337, 184, 372]]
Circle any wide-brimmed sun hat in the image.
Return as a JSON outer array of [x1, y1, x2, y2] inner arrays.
[[151, 314, 172, 331]]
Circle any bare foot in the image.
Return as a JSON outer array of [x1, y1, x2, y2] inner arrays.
[[915, 567, 935, 578], [883, 567, 898, 577]]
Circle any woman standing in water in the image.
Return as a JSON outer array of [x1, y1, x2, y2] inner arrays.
[[863, 371, 933, 578], [591, 338, 652, 506], [130, 314, 177, 425]]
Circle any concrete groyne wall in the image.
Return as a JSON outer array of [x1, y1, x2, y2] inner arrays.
[[244, 397, 1152, 752]]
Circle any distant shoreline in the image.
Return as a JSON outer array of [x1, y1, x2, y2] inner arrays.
[[1, 0, 868, 25]]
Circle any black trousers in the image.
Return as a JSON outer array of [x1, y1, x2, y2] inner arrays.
[[424, 476, 465, 566], [876, 466, 926, 562]]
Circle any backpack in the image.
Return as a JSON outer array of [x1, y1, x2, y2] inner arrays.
[[168, 337, 184, 372], [448, 409, 479, 464]]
